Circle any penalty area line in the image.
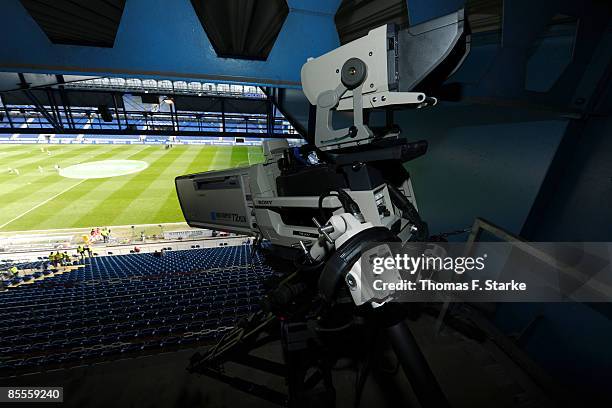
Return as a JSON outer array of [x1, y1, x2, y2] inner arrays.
[[0, 179, 87, 230]]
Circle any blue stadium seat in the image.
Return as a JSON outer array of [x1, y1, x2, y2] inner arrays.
[[0, 244, 275, 375]]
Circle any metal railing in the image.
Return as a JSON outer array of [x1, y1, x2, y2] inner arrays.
[[0, 106, 297, 137], [63, 77, 266, 99]]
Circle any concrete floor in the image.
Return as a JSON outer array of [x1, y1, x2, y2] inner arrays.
[[1, 313, 565, 408]]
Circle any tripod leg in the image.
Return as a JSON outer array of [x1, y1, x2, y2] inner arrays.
[[386, 320, 451, 408], [354, 350, 372, 408]]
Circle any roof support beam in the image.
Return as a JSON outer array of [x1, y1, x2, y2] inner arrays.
[[22, 88, 63, 132]]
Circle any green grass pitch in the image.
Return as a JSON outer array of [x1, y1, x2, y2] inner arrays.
[[0, 144, 264, 232]]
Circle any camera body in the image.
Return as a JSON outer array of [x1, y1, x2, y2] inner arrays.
[[176, 10, 469, 255]]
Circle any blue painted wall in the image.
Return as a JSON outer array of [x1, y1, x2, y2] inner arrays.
[[396, 100, 611, 403], [0, 0, 341, 87], [528, 116, 612, 241], [0, 0, 479, 86], [393, 27, 612, 401], [402, 110, 566, 236], [407, 0, 465, 25]]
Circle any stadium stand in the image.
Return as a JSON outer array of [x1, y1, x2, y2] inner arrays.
[[0, 244, 275, 377], [0, 260, 46, 271], [0, 133, 302, 147]]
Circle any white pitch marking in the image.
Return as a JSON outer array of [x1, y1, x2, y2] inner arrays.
[[59, 159, 148, 179], [0, 179, 87, 229], [209, 146, 229, 170]]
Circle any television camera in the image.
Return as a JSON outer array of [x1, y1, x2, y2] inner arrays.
[[176, 9, 470, 408]]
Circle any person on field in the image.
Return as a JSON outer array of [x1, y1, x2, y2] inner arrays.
[[9, 266, 18, 277], [101, 228, 109, 243], [50, 251, 59, 267], [85, 244, 93, 258], [57, 251, 65, 267], [63, 251, 71, 265], [77, 245, 85, 261], [49, 252, 56, 268]]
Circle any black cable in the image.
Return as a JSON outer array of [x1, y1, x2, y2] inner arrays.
[[387, 184, 429, 241], [317, 189, 364, 225], [249, 225, 265, 272], [336, 189, 363, 218], [431, 227, 471, 241]]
